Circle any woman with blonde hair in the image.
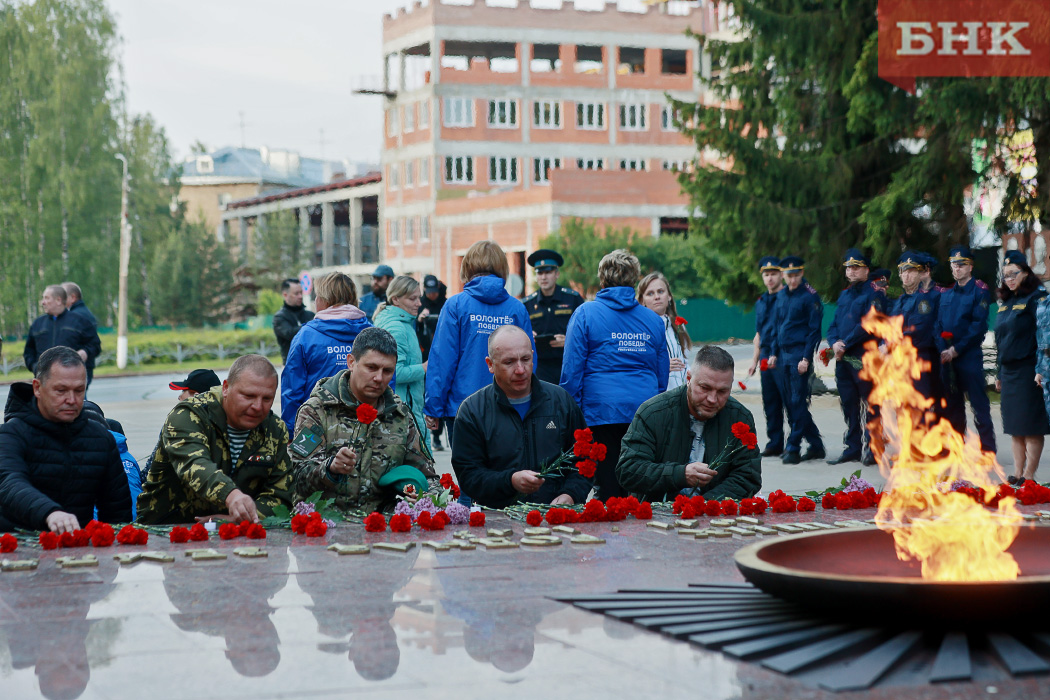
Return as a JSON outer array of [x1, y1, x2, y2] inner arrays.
[[561, 249, 668, 499], [374, 275, 430, 448], [424, 240, 535, 445], [281, 271, 371, 432], [638, 271, 691, 390]]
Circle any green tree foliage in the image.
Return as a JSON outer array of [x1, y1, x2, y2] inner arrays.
[[256, 289, 283, 315], [540, 219, 704, 298], [253, 209, 309, 291], [151, 219, 233, 326], [674, 0, 924, 306]]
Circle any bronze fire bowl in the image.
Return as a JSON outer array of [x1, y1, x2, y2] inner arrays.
[[735, 525, 1050, 628]]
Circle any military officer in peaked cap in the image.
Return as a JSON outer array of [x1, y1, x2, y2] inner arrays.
[[891, 251, 941, 404], [826, 248, 886, 465], [917, 252, 944, 293], [768, 256, 826, 464], [934, 245, 996, 453], [747, 256, 788, 456], [524, 249, 584, 384]]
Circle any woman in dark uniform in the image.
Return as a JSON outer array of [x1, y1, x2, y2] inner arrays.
[[995, 249, 1049, 485]]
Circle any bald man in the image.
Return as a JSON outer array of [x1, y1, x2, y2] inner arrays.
[[451, 325, 593, 508]]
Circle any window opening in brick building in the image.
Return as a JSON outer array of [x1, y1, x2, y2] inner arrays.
[[443, 40, 518, 73], [619, 103, 648, 130], [574, 45, 603, 73], [489, 157, 519, 185], [405, 159, 414, 188], [405, 217, 415, 243], [660, 216, 690, 236], [661, 49, 688, 75], [444, 97, 474, 127], [420, 216, 431, 242], [419, 100, 429, 129], [404, 103, 415, 133], [531, 43, 562, 73], [533, 157, 562, 184], [390, 219, 401, 243], [617, 46, 645, 74], [620, 159, 648, 171], [576, 158, 604, 171], [445, 156, 474, 184], [576, 102, 605, 129], [488, 99, 518, 128], [533, 100, 561, 129], [419, 157, 429, 186]]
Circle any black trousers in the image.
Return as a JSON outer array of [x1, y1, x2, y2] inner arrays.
[[591, 423, 630, 500]]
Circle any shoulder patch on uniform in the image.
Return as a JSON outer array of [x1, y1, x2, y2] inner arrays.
[[289, 424, 323, 458], [524, 292, 538, 301], [805, 284, 818, 294], [976, 280, 989, 290]]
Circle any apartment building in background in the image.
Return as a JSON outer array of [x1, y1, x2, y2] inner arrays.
[[379, 0, 721, 294]]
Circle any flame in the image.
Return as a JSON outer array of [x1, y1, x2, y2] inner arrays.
[[861, 310, 1022, 581]]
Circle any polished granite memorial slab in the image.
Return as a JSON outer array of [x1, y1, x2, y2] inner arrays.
[[1, 512, 1044, 700]]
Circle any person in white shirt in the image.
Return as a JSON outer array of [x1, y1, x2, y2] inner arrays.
[[638, 272, 691, 391]]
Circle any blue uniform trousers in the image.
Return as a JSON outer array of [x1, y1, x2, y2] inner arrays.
[[915, 347, 941, 411], [940, 348, 996, 452], [780, 351, 824, 454], [835, 357, 872, 457], [760, 364, 787, 452]]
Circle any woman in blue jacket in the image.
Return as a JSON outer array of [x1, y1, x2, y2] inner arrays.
[[281, 272, 372, 433], [374, 275, 430, 449], [561, 249, 668, 499], [424, 241, 535, 442]]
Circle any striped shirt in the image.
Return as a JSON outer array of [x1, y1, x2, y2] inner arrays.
[[227, 427, 251, 467]]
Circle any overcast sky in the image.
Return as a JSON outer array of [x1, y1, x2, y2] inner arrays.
[[106, 0, 411, 166]]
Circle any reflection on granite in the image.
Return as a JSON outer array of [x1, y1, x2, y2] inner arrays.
[[0, 514, 1044, 699]]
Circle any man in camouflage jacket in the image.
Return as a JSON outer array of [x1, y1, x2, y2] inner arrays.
[[290, 328, 435, 513], [137, 355, 293, 524]]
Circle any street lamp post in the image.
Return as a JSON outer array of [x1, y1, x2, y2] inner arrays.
[[115, 154, 130, 369]]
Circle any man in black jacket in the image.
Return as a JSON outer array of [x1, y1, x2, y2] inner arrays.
[[451, 325, 592, 508], [23, 285, 101, 382], [0, 346, 132, 533], [273, 278, 314, 362], [63, 281, 100, 384]]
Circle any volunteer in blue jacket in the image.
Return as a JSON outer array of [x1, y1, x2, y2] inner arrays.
[[768, 256, 825, 465], [935, 245, 996, 453], [560, 249, 668, 499], [826, 249, 886, 465], [994, 249, 1048, 485], [424, 240, 536, 444], [891, 251, 940, 404], [281, 271, 372, 433], [746, 256, 788, 456]]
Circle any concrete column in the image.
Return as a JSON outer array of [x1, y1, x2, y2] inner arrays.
[[348, 196, 363, 264], [321, 201, 334, 267], [217, 219, 228, 244], [255, 213, 267, 264], [298, 206, 310, 267], [238, 217, 249, 261], [607, 44, 617, 149]]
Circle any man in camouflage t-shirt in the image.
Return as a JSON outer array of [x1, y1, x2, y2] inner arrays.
[[290, 327, 434, 513], [137, 355, 293, 524]]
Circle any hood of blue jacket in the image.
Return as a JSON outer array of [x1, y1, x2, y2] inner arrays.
[[109, 430, 128, 450], [303, 315, 372, 344], [463, 275, 509, 304], [595, 286, 639, 311]]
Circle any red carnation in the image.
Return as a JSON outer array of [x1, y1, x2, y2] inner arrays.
[[416, 511, 433, 528], [835, 492, 852, 510], [721, 499, 738, 516], [526, 510, 543, 526], [440, 473, 455, 490], [690, 495, 706, 511], [305, 519, 328, 537], [189, 523, 209, 541], [574, 428, 593, 443], [589, 442, 607, 462], [117, 524, 148, 545], [573, 441, 590, 457], [291, 514, 309, 534], [364, 512, 387, 532], [389, 513, 412, 532], [634, 502, 653, 519], [821, 493, 837, 509], [940, 332, 954, 341], [90, 523, 115, 547], [356, 403, 379, 425], [218, 523, 240, 540], [578, 459, 597, 479], [624, 496, 640, 515], [731, 422, 750, 439], [849, 491, 868, 509], [674, 316, 688, 326], [39, 531, 59, 550], [582, 500, 606, 523], [246, 523, 267, 539], [59, 532, 75, 548], [797, 496, 816, 512], [742, 433, 758, 450], [819, 348, 832, 366], [71, 529, 91, 547], [738, 381, 747, 390], [672, 495, 688, 515], [679, 503, 696, 519], [739, 498, 755, 516], [704, 500, 722, 517], [760, 358, 769, 372], [451, 483, 461, 499], [430, 511, 450, 530], [752, 497, 768, 515], [169, 526, 191, 543], [0, 534, 17, 553], [469, 510, 486, 527], [770, 496, 796, 513]]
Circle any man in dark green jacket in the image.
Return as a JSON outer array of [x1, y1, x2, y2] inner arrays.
[[617, 346, 762, 502], [137, 355, 293, 524]]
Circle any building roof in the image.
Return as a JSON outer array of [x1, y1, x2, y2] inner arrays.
[[180, 146, 358, 188], [225, 172, 383, 210]]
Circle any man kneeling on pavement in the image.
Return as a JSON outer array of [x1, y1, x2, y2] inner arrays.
[[289, 327, 436, 513], [137, 354, 293, 524], [452, 325, 592, 508], [0, 347, 132, 532], [616, 345, 761, 501]]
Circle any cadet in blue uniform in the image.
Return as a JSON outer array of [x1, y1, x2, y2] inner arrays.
[[746, 256, 788, 456], [935, 245, 996, 453], [869, 268, 890, 292], [769, 256, 825, 464], [918, 252, 943, 293], [826, 249, 886, 465], [994, 249, 1048, 484], [891, 251, 940, 402], [523, 249, 584, 384]]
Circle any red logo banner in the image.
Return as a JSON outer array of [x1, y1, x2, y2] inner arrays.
[[878, 0, 1050, 93]]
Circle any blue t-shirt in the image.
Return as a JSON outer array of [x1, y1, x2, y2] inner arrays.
[[509, 394, 531, 421]]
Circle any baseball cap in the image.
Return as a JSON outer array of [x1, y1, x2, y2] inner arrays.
[[372, 264, 395, 278], [170, 369, 222, 393]]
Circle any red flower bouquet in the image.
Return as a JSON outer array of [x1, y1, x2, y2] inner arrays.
[[363, 512, 387, 532]]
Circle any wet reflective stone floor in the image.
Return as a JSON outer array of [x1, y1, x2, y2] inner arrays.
[[1, 513, 1045, 699]]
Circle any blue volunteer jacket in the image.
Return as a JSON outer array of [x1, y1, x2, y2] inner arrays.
[[559, 286, 668, 426], [934, 277, 991, 356], [111, 430, 141, 519], [771, 279, 823, 358], [281, 314, 373, 432], [424, 275, 536, 419], [826, 281, 886, 356]]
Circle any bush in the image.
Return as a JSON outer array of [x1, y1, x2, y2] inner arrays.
[[96, 328, 279, 366]]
